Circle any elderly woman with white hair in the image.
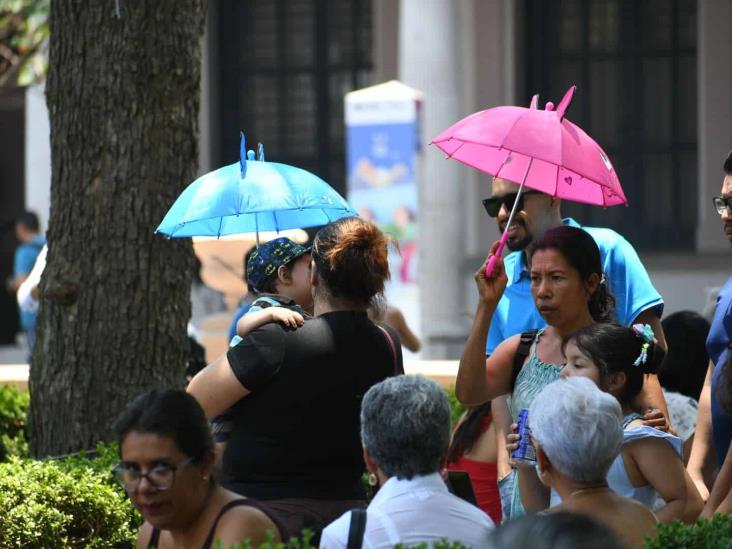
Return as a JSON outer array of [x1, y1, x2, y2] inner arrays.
[[526, 377, 657, 549], [319, 375, 494, 549]]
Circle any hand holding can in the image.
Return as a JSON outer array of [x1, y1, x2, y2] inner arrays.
[[510, 409, 537, 467]]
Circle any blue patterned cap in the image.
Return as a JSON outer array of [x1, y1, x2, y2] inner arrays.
[[246, 237, 310, 292]]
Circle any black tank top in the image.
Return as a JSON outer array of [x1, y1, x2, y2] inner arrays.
[[147, 498, 287, 549]]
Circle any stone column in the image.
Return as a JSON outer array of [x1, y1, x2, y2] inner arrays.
[[697, 0, 732, 251], [399, 0, 466, 358]]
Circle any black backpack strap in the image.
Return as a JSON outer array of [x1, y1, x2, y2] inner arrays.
[[511, 330, 538, 391], [346, 508, 367, 549]]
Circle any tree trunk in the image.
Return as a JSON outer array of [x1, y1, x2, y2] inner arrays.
[[30, 0, 205, 456]]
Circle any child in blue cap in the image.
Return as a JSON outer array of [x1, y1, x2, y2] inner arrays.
[[229, 236, 313, 346], [212, 237, 313, 449]]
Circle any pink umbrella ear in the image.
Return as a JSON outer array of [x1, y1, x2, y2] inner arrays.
[[529, 94, 539, 109], [556, 85, 577, 120]]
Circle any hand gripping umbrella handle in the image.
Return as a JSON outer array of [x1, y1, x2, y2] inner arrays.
[[485, 230, 509, 278]]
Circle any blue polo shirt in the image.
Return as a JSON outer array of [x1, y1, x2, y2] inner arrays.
[[707, 275, 732, 464], [486, 218, 664, 354], [14, 235, 46, 330]]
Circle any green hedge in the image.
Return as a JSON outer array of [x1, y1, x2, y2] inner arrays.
[[0, 385, 29, 460], [0, 443, 138, 548], [643, 514, 732, 549]]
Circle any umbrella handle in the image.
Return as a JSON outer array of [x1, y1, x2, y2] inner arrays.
[[485, 230, 509, 278]]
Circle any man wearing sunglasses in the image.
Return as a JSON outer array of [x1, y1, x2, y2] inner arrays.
[[688, 152, 732, 505], [483, 176, 666, 357]]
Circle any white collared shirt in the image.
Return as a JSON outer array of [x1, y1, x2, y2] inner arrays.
[[319, 473, 494, 549]]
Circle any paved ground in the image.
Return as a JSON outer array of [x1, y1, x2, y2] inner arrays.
[[0, 344, 28, 389], [0, 343, 26, 365]]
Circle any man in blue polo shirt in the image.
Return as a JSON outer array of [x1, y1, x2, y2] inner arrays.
[[7, 211, 46, 355], [484, 177, 665, 356], [687, 152, 732, 504]]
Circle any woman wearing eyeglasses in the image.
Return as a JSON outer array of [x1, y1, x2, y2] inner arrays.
[[113, 390, 286, 548]]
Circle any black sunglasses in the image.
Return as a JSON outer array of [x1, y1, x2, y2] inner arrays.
[[713, 196, 732, 215], [482, 191, 541, 218]]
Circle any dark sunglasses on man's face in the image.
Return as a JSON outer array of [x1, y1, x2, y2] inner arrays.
[[482, 190, 541, 218], [713, 196, 732, 215]]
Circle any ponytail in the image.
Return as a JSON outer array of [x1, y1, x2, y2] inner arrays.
[[588, 278, 616, 323]]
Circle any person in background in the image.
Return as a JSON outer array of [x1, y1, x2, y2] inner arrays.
[[320, 375, 494, 548], [369, 303, 421, 353], [688, 151, 732, 501], [7, 211, 45, 355], [188, 217, 402, 537], [446, 402, 501, 524], [487, 511, 626, 549], [659, 311, 711, 461], [703, 345, 732, 517], [113, 390, 285, 549], [524, 377, 658, 549]]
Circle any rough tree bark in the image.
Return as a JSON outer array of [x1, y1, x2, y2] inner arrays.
[[30, 1, 205, 456]]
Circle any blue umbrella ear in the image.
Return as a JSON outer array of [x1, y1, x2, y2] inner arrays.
[[240, 131, 247, 177], [258, 142, 265, 162]]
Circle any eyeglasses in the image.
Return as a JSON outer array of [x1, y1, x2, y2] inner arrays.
[[112, 456, 195, 493], [713, 196, 732, 215], [482, 191, 541, 218]]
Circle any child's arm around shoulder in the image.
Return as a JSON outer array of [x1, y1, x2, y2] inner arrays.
[[236, 306, 304, 336]]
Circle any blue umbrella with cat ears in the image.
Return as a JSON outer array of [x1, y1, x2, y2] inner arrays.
[[156, 133, 357, 242]]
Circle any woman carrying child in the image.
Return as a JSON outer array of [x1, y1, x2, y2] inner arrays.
[[188, 217, 403, 538]]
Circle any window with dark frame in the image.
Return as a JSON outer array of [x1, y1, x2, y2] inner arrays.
[[217, 0, 373, 197], [525, 0, 697, 250]]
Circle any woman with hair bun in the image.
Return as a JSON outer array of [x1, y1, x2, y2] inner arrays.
[[188, 217, 403, 538]]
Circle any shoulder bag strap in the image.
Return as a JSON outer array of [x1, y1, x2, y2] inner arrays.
[[377, 325, 403, 374], [510, 329, 539, 391], [347, 508, 368, 549]]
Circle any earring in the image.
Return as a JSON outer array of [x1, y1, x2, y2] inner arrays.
[[367, 473, 378, 487]]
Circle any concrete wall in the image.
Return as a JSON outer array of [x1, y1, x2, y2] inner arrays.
[[24, 83, 51, 232], [697, 0, 732, 252]]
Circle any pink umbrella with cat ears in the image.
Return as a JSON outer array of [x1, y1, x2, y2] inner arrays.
[[431, 85, 627, 276]]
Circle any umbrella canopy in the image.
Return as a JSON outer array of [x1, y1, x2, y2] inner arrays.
[[431, 86, 626, 207], [156, 135, 357, 238]]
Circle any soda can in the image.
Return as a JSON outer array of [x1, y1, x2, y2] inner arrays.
[[511, 408, 537, 464]]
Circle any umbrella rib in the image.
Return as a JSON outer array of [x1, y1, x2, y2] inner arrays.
[[445, 141, 465, 158]]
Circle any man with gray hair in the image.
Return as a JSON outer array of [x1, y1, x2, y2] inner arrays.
[[524, 377, 657, 548], [320, 375, 494, 548]]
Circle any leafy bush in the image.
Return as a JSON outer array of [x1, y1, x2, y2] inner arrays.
[[644, 514, 732, 549], [223, 531, 467, 549], [0, 442, 139, 548], [445, 386, 466, 426], [0, 385, 29, 460]]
